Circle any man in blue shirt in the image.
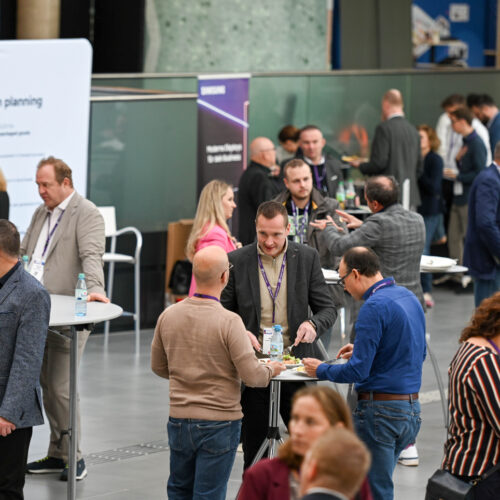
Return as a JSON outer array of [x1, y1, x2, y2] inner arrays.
[[304, 246, 426, 500]]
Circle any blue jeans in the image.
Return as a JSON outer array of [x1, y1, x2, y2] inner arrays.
[[353, 399, 421, 500], [474, 266, 500, 307], [167, 417, 241, 500], [421, 214, 443, 293]]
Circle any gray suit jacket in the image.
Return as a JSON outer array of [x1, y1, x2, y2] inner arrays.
[[321, 203, 425, 307], [221, 241, 337, 359], [0, 265, 50, 428], [20, 191, 106, 295], [360, 116, 423, 207]]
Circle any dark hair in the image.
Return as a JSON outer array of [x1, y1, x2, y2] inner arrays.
[[417, 124, 441, 152], [459, 291, 500, 342], [255, 201, 288, 227], [299, 124, 322, 139], [364, 175, 399, 207], [441, 94, 465, 109], [37, 156, 74, 187], [478, 94, 496, 107], [466, 93, 482, 108], [278, 125, 300, 143], [0, 220, 20, 257], [278, 386, 353, 471], [450, 107, 473, 126], [342, 247, 380, 277], [283, 158, 309, 178]]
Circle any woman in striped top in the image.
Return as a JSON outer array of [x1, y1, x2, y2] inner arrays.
[[442, 291, 500, 498]]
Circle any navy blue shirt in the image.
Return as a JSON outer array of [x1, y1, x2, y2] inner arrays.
[[317, 278, 426, 394]]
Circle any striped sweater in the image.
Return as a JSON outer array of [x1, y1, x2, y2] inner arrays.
[[442, 342, 500, 476]]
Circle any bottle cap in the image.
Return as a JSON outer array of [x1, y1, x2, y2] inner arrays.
[[78, 273, 85, 279], [22, 255, 29, 261]]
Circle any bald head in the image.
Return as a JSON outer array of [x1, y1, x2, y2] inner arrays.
[[250, 137, 276, 167], [193, 246, 229, 287], [382, 89, 403, 119]]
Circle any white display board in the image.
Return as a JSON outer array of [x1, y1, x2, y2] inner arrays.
[[0, 39, 92, 234]]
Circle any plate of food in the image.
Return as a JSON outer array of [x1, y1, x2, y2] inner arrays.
[[283, 354, 303, 369], [420, 255, 456, 271]]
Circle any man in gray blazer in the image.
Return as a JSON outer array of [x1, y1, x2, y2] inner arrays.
[[0, 220, 50, 499], [221, 201, 336, 469], [349, 89, 423, 208], [21, 157, 108, 481], [311, 176, 425, 308]]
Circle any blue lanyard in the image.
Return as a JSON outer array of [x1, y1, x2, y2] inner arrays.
[[42, 210, 65, 258], [367, 277, 395, 298], [193, 293, 220, 303], [291, 200, 310, 244], [258, 252, 287, 324]]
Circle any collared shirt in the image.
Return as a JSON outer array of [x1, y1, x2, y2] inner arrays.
[[257, 239, 290, 347], [0, 261, 20, 289], [317, 277, 426, 393], [31, 191, 76, 275], [387, 112, 404, 120]]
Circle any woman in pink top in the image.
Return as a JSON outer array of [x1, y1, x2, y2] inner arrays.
[[186, 180, 240, 296]]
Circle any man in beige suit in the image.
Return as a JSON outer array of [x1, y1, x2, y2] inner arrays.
[[22, 156, 108, 481]]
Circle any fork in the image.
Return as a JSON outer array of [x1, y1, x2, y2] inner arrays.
[[283, 345, 294, 356]]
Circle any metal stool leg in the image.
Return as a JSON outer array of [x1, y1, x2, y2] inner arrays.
[[426, 335, 448, 429], [134, 256, 140, 353], [251, 380, 283, 466]]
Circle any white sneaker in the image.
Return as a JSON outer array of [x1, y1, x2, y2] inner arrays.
[[398, 444, 419, 466], [461, 275, 472, 288]]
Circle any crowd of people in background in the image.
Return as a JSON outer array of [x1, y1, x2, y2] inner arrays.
[[1, 87, 498, 500], [174, 87, 499, 499]]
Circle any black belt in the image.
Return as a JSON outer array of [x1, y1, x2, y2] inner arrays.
[[358, 392, 419, 401]]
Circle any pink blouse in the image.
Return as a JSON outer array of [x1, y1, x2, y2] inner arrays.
[[188, 224, 236, 296]]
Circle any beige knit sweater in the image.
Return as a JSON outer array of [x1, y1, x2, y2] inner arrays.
[[151, 297, 273, 421]]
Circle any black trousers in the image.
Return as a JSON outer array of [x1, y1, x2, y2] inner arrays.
[[0, 426, 32, 500], [240, 381, 306, 469]]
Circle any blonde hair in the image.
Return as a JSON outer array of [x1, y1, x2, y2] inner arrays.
[[0, 169, 7, 192], [186, 180, 233, 260]]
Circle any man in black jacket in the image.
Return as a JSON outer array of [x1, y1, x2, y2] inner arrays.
[[349, 89, 422, 208], [296, 125, 343, 198], [221, 201, 336, 469], [238, 137, 282, 245]]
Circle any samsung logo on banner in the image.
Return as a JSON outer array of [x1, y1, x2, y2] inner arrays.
[[200, 85, 226, 96]]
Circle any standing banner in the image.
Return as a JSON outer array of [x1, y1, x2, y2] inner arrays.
[[0, 39, 92, 234], [197, 74, 250, 193]]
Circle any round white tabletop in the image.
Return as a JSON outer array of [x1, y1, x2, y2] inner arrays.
[[49, 294, 123, 327]]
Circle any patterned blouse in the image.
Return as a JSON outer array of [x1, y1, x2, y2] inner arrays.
[[442, 341, 500, 476]]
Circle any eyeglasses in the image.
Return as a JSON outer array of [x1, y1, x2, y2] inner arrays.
[[222, 262, 234, 278], [338, 268, 353, 287]]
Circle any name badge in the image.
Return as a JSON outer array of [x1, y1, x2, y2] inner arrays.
[[29, 258, 45, 282]]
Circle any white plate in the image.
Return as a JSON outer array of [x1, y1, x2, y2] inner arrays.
[[420, 255, 455, 270], [284, 363, 303, 369]]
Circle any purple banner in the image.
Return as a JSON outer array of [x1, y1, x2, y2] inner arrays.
[[197, 75, 249, 193]]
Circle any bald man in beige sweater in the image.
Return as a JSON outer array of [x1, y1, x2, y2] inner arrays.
[[152, 246, 284, 500]]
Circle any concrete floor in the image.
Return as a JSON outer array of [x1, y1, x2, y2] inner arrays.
[[24, 282, 476, 499]]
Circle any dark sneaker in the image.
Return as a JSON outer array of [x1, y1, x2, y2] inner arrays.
[[60, 458, 88, 481], [27, 456, 65, 474]]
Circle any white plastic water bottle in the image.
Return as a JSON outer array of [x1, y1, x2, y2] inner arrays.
[[270, 324, 284, 361], [75, 273, 87, 316]]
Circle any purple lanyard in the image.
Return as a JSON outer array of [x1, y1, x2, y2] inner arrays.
[[193, 293, 220, 303], [487, 339, 500, 355], [367, 277, 395, 298], [42, 210, 65, 258], [312, 164, 326, 190], [258, 252, 287, 324], [291, 200, 310, 244]]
